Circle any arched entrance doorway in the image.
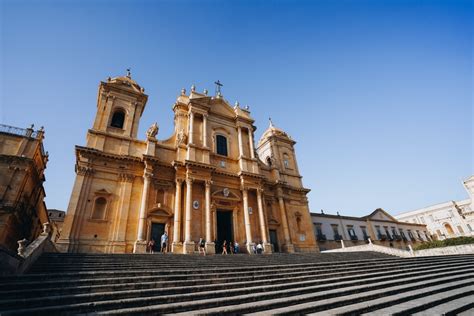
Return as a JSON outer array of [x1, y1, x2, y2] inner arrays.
[[444, 223, 455, 236], [146, 208, 173, 252]]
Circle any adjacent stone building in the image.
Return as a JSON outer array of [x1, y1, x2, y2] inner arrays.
[[48, 209, 66, 242], [0, 124, 49, 253], [57, 73, 317, 254], [312, 208, 430, 251], [396, 175, 474, 239]]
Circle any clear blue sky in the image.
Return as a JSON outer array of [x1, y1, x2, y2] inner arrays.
[[1, 0, 472, 217]]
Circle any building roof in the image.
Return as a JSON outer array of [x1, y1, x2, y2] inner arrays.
[[258, 119, 292, 145]]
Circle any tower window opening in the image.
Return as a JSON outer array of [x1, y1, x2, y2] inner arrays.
[[91, 197, 107, 220], [110, 110, 125, 129]]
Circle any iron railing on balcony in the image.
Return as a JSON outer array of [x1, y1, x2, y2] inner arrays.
[[0, 124, 38, 138]]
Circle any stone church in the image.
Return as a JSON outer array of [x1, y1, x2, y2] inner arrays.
[[57, 73, 317, 254]]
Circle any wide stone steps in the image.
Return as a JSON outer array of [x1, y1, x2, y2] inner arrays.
[[0, 257, 469, 300], [0, 252, 472, 315]]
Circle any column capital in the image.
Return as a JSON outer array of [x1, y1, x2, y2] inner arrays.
[[144, 170, 153, 179], [257, 187, 264, 195], [186, 177, 194, 185], [119, 173, 134, 183], [176, 178, 185, 185], [76, 166, 94, 176], [205, 180, 213, 187]]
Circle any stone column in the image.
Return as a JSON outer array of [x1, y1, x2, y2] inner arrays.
[[172, 179, 183, 252], [257, 188, 271, 253], [203, 114, 208, 148], [134, 168, 152, 253], [237, 126, 244, 158], [183, 178, 195, 253], [242, 187, 254, 253], [277, 189, 295, 253], [188, 111, 194, 145], [205, 180, 215, 254], [249, 127, 255, 159], [110, 173, 133, 252]]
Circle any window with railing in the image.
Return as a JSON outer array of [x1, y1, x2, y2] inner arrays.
[[314, 223, 326, 241], [347, 227, 358, 240]]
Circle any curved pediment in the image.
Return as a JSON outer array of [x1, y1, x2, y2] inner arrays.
[[148, 205, 172, 217], [212, 188, 241, 201]]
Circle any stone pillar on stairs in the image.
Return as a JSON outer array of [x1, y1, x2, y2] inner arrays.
[[183, 178, 195, 254]]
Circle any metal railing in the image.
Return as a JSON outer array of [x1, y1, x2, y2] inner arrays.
[[0, 124, 38, 138]]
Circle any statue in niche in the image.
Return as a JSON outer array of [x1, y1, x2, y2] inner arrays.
[[146, 122, 159, 139], [176, 128, 187, 146]]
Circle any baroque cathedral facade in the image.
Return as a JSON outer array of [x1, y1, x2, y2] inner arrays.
[[57, 73, 317, 254]]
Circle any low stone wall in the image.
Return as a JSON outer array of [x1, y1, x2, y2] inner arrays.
[[414, 244, 474, 257], [321, 242, 474, 257]]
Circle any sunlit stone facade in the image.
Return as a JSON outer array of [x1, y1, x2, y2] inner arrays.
[[57, 74, 317, 254]]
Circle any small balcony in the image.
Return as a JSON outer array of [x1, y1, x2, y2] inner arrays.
[[350, 235, 358, 241], [378, 234, 388, 241], [393, 235, 402, 241], [316, 234, 327, 241], [334, 234, 342, 241]]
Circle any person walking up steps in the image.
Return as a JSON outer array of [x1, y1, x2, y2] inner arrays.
[[160, 231, 168, 253], [222, 240, 228, 255], [198, 238, 206, 256]]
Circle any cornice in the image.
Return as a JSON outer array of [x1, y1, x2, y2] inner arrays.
[[76, 146, 142, 163]]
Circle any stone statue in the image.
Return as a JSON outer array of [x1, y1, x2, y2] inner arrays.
[[146, 122, 159, 139], [176, 128, 187, 146]]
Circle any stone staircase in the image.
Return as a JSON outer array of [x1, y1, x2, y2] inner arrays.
[[0, 252, 473, 315]]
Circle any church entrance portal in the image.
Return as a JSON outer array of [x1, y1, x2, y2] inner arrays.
[[151, 223, 165, 252], [269, 229, 279, 253], [216, 210, 233, 254]]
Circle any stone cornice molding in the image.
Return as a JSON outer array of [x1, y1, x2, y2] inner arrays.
[[77, 146, 142, 163]]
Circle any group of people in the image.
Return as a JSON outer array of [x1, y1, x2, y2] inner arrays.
[[147, 233, 265, 255], [219, 240, 240, 255], [147, 231, 168, 254]]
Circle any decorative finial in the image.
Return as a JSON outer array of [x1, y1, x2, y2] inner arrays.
[[235, 101, 240, 107], [107, 77, 111, 82], [146, 122, 159, 139], [126, 68, 131, 78], [29, 124, 34, 129], [39, 126, 44, 131], [269, 117, 274, 128], [191, 84, 196, 92], [181, 88, 186, 96], [321, 209, 324, 214], [203, 89, 208, 95], [244, 105, 249, 110], [337, 211, 340, 216]]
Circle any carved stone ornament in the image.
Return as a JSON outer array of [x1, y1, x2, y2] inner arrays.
[[176, 128, 187, 146], [193, 200, 200, 210], [223, 188, 230, 197], [146, 122, 159, 140]]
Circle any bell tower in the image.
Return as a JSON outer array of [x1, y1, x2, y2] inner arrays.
[[87, 70, 148, 152]]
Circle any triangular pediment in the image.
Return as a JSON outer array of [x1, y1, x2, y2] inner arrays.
[[209, 98, 237, 119], [365, 208, 398, 222]]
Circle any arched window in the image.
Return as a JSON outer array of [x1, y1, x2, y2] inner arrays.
[[91, 197, 107, 220], [216, 135, 228, 156], [110, 110, 125, 129], [266, 156, 272, 167], [444, 223, 454, 235], [283, 154, 290, 168]]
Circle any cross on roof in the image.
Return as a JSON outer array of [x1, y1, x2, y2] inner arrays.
[[214, 80, 223, 96]]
